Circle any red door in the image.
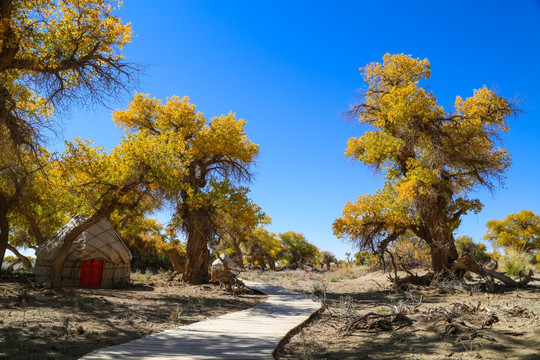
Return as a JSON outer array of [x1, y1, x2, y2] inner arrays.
[[79, 259, 103, 287]]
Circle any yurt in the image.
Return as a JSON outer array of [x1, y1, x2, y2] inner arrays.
[[34, 215, 132, 288]]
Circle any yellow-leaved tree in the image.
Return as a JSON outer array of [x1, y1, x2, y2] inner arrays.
[[484, 210, 540, 257], [109, 214, 185, 271], [0, 0, 135, 270], [0, 0, 133, 145], [279, 231, 319, 268], [46, 135, 163, 289], [244, 227, 283, 270], [333, 54, 516, 280], [5, 147, 73, 268], [212, 182, 269, 268], [113, 94, 259, 284], [0, 129, 59, 269]]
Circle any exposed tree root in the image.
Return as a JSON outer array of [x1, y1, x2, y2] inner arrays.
[[393, 272, 434, 288], [341, 312, 413, 335]]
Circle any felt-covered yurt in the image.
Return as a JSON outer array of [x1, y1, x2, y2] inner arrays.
[[34, 215, 132, 288]]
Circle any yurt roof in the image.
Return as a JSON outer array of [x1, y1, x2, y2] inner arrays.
[[36, 215, 132, 264]]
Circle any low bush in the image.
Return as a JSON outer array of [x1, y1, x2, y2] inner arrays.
[[501, 249, 534, 277]]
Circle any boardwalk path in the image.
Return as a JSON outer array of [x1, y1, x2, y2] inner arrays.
[[81, 281, 321, 359]]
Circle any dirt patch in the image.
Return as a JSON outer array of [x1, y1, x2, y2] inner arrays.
[[0, 272, 266, 360], [244, 268, 540, 360]]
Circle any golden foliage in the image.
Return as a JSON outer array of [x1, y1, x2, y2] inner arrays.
[[334, 54, 515, 271], [484, 210, 540, 253], [0, 0, 133, 144]]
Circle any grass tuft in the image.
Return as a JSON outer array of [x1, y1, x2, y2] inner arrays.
[[501, 250, 534, 277]]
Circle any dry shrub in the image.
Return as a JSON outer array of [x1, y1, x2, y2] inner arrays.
[[388, 236, 431, 270], [326, 266, 368, 281]]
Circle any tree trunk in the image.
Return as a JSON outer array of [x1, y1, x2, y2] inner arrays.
[[183, 232, 210, 284], [417, 192, 460, 274], [26, 215, 45, 245], [6, 243, 32, 269], [167, 247, 186, 281], [0, 208, 9, 273], [257, 256, 267, 270], [452, 255, 540, 287], [429, 233, 459, 273], [265, 255, 276, 271], [232, 240, 244, 269]]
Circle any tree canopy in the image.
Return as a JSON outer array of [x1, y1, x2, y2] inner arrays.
[[319, 250, 337, 269], [333, 53, 516, 274], [0, 0, 135, 272], [113, 94, 259, 284], [0, 0, 134, 145], [212, 184, 268, 268], [484, 210, 540, 254], [279, 231, 318, 268]]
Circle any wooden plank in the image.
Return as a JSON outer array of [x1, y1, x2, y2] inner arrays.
[[81, 280, 321, 359]]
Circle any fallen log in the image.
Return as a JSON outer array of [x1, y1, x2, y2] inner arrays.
[[451, 255, 540, 287]]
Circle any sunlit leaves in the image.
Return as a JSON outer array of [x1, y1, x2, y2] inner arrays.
[[1, 0, 134, 144], [361, 53, 431, 88], [335, 54, 516, 267], [112, 94, 259, 203], [253, 228, 282, 261], [333, 184, 412, 250], [279, 231, 318, 267], [484, 210, 540, 253], [112, 93, 259, 283]]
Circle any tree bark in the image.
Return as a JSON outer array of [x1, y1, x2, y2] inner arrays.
[[180, 198, 213, 284], [257, 256, 267, 270], [429, 234, 459, 273], [0, 207, 9, 272], [417, 191, 460, 274], [26, 215, 45, 245], [265, 255, 276, 271], [6, 243, 32, 269], [183, 232, 210, 284], [167, 247, 186, 281], [232, 240, 244, 269]]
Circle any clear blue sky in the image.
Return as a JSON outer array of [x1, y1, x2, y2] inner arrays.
[[29, 1, 540, 260]]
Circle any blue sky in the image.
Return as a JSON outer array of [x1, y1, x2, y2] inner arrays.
[[21, 1, 540, 260]]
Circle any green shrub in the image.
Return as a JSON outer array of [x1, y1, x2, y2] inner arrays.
[[354, 251, 378, 267], [501, 250, 534, 277], [456, 236, 491, 263]]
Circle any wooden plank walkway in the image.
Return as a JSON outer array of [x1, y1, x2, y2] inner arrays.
[[81, 281, 321, 359]]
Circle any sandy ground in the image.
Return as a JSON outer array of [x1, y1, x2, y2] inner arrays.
[[243, 267, 540, 360], [1, 267, 539, 360], [0, 272, 266, 360]]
